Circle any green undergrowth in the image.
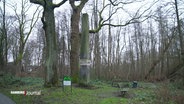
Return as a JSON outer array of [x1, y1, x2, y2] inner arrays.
[[0, 76, 44, 103], [0, 76, 184, 104]]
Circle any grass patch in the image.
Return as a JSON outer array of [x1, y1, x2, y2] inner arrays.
[[0, 76, 184, 104], [100, 97, 128, 104]]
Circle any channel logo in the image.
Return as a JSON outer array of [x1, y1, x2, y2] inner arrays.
[[10, 90, 41, 96]]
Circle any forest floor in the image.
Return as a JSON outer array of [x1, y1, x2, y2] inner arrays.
[[0, 75, 184, 104]]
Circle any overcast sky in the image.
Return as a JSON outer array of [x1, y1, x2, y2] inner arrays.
[[1, 0, 181, 40], [1, 0, 158, 17], [1, 0, 182, 39], [1, 0, 182, 63], [0, 0, 167, 46]]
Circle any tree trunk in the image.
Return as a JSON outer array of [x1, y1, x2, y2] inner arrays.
[[107, 4, 112, 80], [43, 4, 58, 87], [174, 0, 184, 85], [30, 0, 67, 87], [93, 0, 101, 79], [3, 0, 7, 65], [69, 0, 89, 83], [0, 0, 7, 68], [70, 9, 80, 83]]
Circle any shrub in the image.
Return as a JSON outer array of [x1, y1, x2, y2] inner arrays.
[[154, 85, 172, 104], [0, 73, 24, 87], [155, 82, 184, 104]]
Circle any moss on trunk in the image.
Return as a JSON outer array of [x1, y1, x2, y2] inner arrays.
[[43, 3, 58, 87]]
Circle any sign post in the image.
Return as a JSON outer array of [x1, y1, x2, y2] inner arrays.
[[63, 76, 72, 93]]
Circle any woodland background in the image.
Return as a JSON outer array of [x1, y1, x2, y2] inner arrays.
[[0, 0, 184, 86]]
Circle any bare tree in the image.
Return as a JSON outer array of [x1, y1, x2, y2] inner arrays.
[[93, 0, 101, 79], [10, 0, 40, 67], [107, 2, 113, 79], [0, 0, 7, 67], [30, 0, 67, 87], [174, 0, 184, 85], [55, 11, 71, 78]]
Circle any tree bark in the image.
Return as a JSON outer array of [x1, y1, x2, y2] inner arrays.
[[43, 2, 58, 87], [70, 9, 80, 83], [69, 0, 88, 83], [30, 0, 67, 87]]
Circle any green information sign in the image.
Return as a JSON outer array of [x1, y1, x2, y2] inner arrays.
[[63, 76, 71, 86], [64, 76, 71, 81], [62, 76, 72, 93]]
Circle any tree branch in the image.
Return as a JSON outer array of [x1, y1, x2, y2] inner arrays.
[[69, 0, 76, 9], [53, 0, 68, 8], [69, 0, 89, 11], [108, 0, 140, 6], [41, 0, 46, 29], [89, 0, 158, 34], [78, 0, 88, 10], [29, 0, 44, 6], [102, 7, 123, 24], [25, 6, 41, 44]]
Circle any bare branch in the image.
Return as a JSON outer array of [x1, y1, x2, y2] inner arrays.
[[78, 0, 89, 10], [25, 6, 41, 44], [102, 7, 123, 24], [29, 0, 44, 6], [108, 0, 126, 6], [103, 15, 150, 27], [69, 0, 89, 11], [69, 0, 76, 9], [89, 0, 159, 34], [108, 0, 141, 6], [53, 0, 68, 8]]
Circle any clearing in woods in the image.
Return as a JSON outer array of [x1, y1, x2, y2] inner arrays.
[[0, 76, 184, 104]]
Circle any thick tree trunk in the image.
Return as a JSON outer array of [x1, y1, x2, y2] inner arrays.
[[43, 5, 58, 87], [69, 0, 88, 84], [30, 0, 67, 87], [70, 9, 80, 83]]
